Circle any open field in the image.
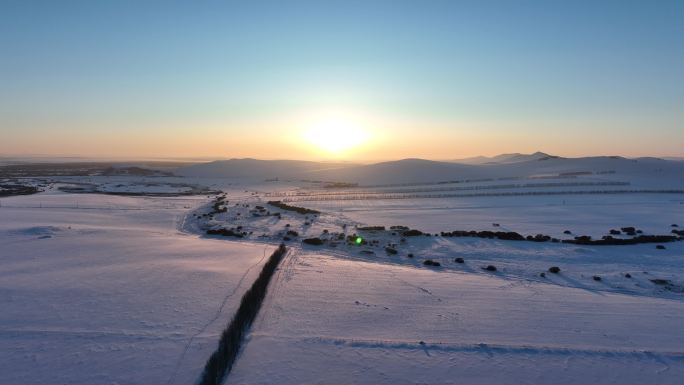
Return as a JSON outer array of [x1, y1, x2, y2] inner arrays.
[[229, 252, 684, 385], [1, 155, 683, 384], [0, 192, 274, 385]]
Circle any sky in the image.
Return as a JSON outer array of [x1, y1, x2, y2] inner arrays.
[[1, 0, 683, 161]]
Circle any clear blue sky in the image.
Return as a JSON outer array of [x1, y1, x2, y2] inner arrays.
[[1, 0, 682, 159]]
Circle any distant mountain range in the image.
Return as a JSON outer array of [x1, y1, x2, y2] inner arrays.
[[451, 151, 559, 164], [176, 153, 684, 187]]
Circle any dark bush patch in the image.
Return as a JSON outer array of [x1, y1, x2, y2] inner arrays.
[[407, 253, 414, 258], [206, 228, 243, 238], [454, 257, 465, 263], [563, 230, 572, 235], [673, 224, 680, 227], [619, 227, 638, 236], [656, 245, 666, 250], [483, 265, 497, 272], [593, 275, 602, 281], [549, 266, 561, 274], [672, 229, 684, 236], [625, 273, 632, 278], [441, 230, 525, 241], [563, 234, 679, 246], [286, 230, 299, 237], [530, 234, 551, 242], [358, 226, 385, 231], [283, 236, 291, 241], [609, 229, 621, 235], [650, 279, 672, 286], [540, 272, 546, 278], [385, 247, 398, 255], [267, 201, 320, 215], [423, 259, 440, 266], [302, 237, 324, 245], [402, 229, 424, 236]]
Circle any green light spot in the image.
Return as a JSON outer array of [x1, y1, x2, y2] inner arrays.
[[355, 237, 363, 245]]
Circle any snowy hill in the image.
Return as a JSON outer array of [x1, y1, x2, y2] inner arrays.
[[175, 158, 353, 179], [176, 155, 684, 187], [453, 151, 558, 164]]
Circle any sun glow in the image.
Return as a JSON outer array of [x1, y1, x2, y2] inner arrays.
[[303, 118, 369, 155]]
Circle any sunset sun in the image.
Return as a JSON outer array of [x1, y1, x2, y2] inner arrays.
[[303, 118, 369, 154]]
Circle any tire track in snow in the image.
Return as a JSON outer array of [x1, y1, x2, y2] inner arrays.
[[254, 247, 299, 331]]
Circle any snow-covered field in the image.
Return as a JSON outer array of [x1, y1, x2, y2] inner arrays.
[[229, 252, 684, 385], [0, 192, 274, 385], [300, 193, 684, 237], [1, 155, 683, 385]]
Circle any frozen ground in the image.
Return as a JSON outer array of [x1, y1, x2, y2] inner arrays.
[[299, 193, 684, 237], [0, 191, 274, 385], [1, 159, 683, 384], [229, 251, 684, 385]]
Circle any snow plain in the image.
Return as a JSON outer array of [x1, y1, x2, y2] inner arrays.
[[229, 251, 684, 385], [0, 191, 274, 385], [2, 155, 683, 385]]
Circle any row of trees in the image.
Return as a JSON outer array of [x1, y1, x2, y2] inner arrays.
[[198, 244, 288, 385]]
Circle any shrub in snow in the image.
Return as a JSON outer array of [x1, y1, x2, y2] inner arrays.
[[621, 227, 636, 236], [483, 265, 497, 272], [549, 266, 561, 274], [267, 201, 320, 214], [593, 275, 602, 281], [407, 253, 414, 258], [358, 226, 385, 231], [673, 224, 679, 227], [206, 228, 243, 238], [454, 257, 465, 263], [302, 237, 324, 246], [656, 245, 666, 250], [423, 259, 440, 266], [402, 229, 424, 236], [610, 229, 621, 235], [563, 230, 572, 235], [624, 273, 632, 278], [540, 272, 546, 278], [385, 247, 398, 255]]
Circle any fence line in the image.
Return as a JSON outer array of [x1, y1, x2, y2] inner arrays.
[[280, 189, 684, 202]]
